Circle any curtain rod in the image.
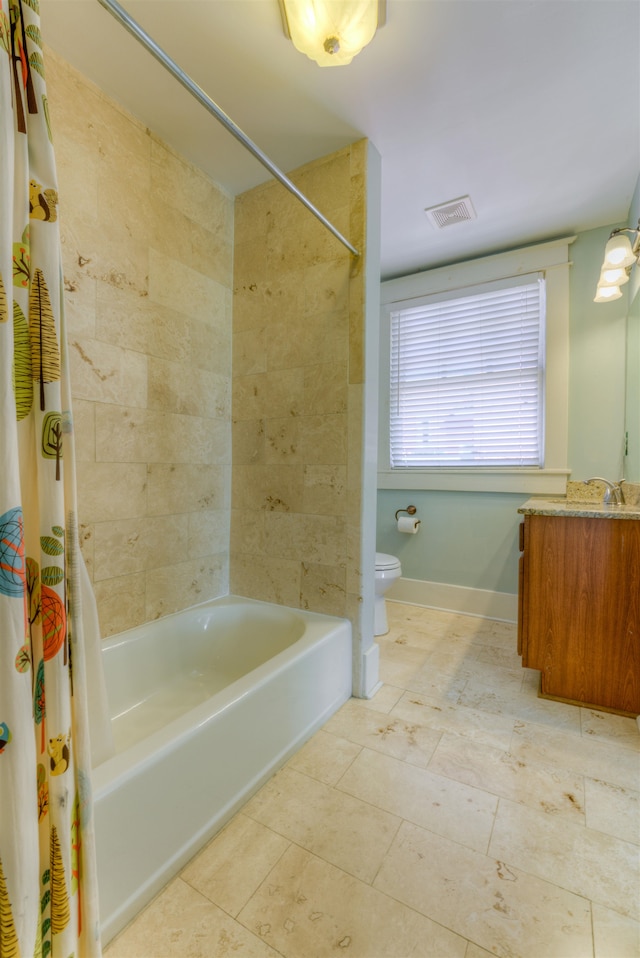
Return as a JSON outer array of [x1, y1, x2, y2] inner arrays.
[[95, 0, 360, 258]]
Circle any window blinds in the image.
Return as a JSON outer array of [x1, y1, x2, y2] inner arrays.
[[389, 276, 545, 468]]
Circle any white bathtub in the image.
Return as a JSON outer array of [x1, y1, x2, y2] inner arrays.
[[91, 595, 352, 945]]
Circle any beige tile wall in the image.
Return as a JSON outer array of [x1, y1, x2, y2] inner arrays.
[[231, 142, 367, 627], [46, 49, 234, 636]]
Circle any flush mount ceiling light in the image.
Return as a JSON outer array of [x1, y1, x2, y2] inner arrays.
[[279, 0, 386, 66], [594, 220, 640, 303]]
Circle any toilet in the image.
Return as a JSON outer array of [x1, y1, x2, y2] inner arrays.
[[374, 552, 402, 636]]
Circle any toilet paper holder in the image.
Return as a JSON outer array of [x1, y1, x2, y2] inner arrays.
[[395, 505, 418, 520]]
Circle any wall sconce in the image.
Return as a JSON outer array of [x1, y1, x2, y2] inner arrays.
[[279, 0, 386, 66], [594, 221, 640, 303]]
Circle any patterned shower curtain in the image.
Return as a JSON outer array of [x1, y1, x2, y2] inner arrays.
[[0, 1, 103, 955]]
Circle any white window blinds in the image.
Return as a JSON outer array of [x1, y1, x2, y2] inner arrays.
[[389, 275, 545, 468]]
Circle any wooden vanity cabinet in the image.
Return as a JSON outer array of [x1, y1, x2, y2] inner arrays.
[[518, 513, 640, 715]]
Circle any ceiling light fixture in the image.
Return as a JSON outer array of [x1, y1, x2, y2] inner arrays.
[[594, 220, 640, 303], [279, 0, 386, 67]]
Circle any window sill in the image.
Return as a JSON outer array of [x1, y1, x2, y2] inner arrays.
[[377, 468, 571, 494]]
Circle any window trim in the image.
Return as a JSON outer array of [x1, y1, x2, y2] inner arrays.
[[378, 237, 575, 494]]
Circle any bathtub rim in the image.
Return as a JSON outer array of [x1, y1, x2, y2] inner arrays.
[[92, 594, 351, 799], [92, 593, 353, 945]]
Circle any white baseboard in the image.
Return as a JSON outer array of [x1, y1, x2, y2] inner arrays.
[[387, 576, 518, 623]]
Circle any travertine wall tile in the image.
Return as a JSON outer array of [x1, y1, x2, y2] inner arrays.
[[231, 141, 367, 630], [233, 327, 268, 376], [232, 464, 304, 514], [231, 554, 301, 608], [71, 400, 95, 463], [145, 556, 228, 621], [95, 286, 191, 362], [95, 405, 228, 466], [300, 561, 347, 616], [299, 413, 347, 464], [149, 248, 228, 323], [76, 462, 148, 523], [93, 515, 189, 581], [146, 464, 230, 516], [303, 465, 347, 516], [303, 363, 348, 415], [147, 358, 230, 420], [230, 509, 267, 557], [68, 336, 148, 407], [232, 419, 265, 466], [48, 44, 367, 644], [188, 510, 230, 559], [46, 47, 233, 637], [93, 573, 147, 636]]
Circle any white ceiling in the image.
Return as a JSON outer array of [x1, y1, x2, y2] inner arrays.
[[41, 0, 640, 281]]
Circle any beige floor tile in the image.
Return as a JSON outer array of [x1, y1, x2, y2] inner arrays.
[[374, 820, 593, 958], [402, 663, 469, 703], [102, 602, 639, 958], [428, 731, 586, 822], [431, 614, 498, 641], [489, 797, 640, 920], [287, 728, 362, 785], [392, 690, 515, 751], [422, 640, 482, 674], [592, 903, 640, 958], [237, 842, 468, 958], [323, 698, 443, 768], [350, 681, 404, 713], [180, 814, 290, 918], [378, 627, 444, 653], [584, 777, 640, 844], [458, 683, 582, 733], [378, 643, 430, 687], [431, 654, 524, 695], [243, 765, 401, 883], [104, 877, 281, 957], [467, 619, 518, 649], [337, 747, 497, 854], [580, 708, 640, 750], [511, 720, 640, 791], [520, 667, 541, 694], [475, 643, 523, 672], [385, 601, 454, 631]]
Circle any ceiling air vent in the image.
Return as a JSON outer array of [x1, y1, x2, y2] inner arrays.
[[424, 195, 476, 229]]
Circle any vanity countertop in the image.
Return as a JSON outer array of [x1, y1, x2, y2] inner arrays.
[[518, 497, 640, 520]]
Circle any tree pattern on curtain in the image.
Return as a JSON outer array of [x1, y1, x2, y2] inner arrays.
[[0, 1, 102, 956]]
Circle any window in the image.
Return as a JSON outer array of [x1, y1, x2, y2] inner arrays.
[[378, 238, 573, 493], [389, 275, 545, 468]]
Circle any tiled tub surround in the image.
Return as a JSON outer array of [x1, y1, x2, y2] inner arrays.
[[46, 48, 234, 636], [105, 602, 640, 958], [231, 141, 368, 629]]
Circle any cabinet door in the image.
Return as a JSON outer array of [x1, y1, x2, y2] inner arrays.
[[517, 522, 526, 658], [525, 514, 640, 713]]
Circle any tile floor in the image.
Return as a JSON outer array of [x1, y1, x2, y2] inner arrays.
[[104, 601, 640, 958]]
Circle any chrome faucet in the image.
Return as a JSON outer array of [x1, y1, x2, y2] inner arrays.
[[583, 477, 626, 504]]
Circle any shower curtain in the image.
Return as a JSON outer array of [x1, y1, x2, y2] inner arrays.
[[1, 1, 103, 955]]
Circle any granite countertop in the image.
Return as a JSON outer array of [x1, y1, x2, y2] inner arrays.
[[518, 497, 640, 520]]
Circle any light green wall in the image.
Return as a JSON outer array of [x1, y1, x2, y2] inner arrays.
[[377, 489, 525, 593], [376, 222, 634, 596], [625, 175, 640, 480], [568, 226, 628, 478], [627, 289, 640, 480]]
